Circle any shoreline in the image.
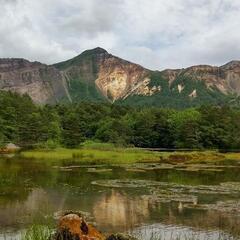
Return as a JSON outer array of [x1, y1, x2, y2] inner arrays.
[[13, 146, 240, 166]]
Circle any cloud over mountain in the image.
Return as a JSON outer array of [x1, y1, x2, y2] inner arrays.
[[0, 0, 240, 69]]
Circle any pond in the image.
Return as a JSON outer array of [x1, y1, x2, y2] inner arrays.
[[0, 158, 240, 240]]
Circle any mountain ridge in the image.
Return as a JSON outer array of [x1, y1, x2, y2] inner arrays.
[[0, 47, 239, 107]]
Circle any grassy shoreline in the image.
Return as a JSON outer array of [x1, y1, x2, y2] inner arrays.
[[17, 142, 240, 166]]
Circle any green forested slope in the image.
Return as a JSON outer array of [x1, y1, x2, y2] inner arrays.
[[0, 91, 239, 150]]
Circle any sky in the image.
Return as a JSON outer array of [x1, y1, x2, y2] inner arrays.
[[1, 0, 240, 70]]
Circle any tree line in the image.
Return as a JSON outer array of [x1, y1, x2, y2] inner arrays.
[[0, 91, 240, 150]]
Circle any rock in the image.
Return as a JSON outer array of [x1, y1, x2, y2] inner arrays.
[[53, 210, 93, 222], [54, 213, 105, 240], [0, 143, 20, 154]]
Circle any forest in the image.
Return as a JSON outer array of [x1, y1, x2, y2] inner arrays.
[[0, 91, 240, 150]]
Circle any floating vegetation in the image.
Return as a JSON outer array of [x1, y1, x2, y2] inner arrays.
[[91, 179, 240, 215], [173, 164, 227, 172], [53, 164, 105, 170], [87, 168, 112, 173], [175, 167, 200, 172], [91, 179, 165, 188], [122, 162, 237, 172], [125, 168, 146, 173], [124, 163, 175, 171], [220, 182, 240, 191], [143, 190, 198, 204], [185, 200, 240, 215], [200, 168, 224, 172], [59, 168, 73, 172], [91, 179, 240, 195], [168, 184, 240, 195]]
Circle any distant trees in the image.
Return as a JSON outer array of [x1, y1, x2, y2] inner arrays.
[[168, 109, 202, 148], [0, 91, 239, 150], [95, 117, 132, 145]]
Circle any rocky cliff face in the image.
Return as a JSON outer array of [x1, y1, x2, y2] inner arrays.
[[0, 58, 67, 103], [95, 54, 150, 101], [163, 62, 240, 95], [0, 48, 240, 107], [55, 48, 240, 105], [54, 47, 158, 102]]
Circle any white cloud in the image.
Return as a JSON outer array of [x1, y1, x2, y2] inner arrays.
[[0, 0, 239, 69]]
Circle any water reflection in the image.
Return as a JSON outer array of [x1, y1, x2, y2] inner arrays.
[[0, 159, 240, 239], [93, 190, 150, 232], [0, 188, 51, 228], [130, 224, 236, 240]]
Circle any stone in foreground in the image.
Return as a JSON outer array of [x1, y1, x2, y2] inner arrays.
[[54, 213, 105, 240]]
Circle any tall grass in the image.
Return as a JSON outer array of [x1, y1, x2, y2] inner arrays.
[[19, 147, 162, 165], [21, 225, 52, 240], [18, 142, 240, 165]]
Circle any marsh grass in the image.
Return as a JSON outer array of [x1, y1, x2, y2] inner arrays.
[[18, 143, 240, 166], [19, 147, 162, 165], [21, 225, 52, 240]]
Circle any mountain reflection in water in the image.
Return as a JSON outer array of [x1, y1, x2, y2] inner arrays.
[[0, 160, 240, 239], [93, 190, 150, 231]]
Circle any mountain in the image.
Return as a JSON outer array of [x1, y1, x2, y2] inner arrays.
[[53, 47, 151, 103], [0, 47, 240, 107], [0, 58, 67, 103]]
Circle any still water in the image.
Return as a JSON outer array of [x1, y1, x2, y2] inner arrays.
[[0, 158, 240, 240]]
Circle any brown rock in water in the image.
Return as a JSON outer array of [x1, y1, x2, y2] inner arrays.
[[55, 213, 105, 240]]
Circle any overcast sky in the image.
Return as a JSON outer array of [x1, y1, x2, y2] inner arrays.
[[1, 0, 240, 70]]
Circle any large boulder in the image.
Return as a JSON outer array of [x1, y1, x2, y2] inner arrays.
[[54, 213, 105, 240]]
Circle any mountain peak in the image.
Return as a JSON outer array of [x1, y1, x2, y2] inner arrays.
[[81, 47, 108, 56], [54, 47, 109, 70]]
